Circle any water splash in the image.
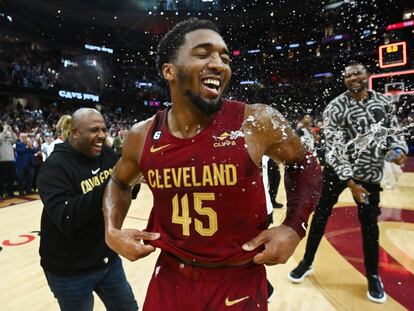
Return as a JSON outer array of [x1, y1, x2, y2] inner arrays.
[[264, 106, 285, 130], [327, 120, 413, 162], [245, 115, 255, 123], [281, 125, 288, 140], [241, 106, 286, 138], [230, 130, 244, 139]]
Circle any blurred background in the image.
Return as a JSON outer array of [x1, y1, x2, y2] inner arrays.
[[0, 0, 413, 137], [0, 2, 414, 310]]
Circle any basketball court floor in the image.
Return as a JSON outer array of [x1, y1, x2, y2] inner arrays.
[[1, 160, 413, 310]]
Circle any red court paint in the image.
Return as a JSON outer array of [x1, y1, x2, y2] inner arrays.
[[325, 206, 414, 309]]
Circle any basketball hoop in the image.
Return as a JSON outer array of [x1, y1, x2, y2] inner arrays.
[[387, 90, 401, 103]]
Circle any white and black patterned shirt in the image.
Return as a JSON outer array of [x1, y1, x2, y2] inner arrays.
[[323, 90, 408, 183]]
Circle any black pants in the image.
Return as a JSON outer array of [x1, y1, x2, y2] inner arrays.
[[0, 161, 17, 197], [267, 158, 280, 205], [16, 165, 34, 194], [303, 165, 381, 276]]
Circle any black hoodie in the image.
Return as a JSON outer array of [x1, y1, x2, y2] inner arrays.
[[38, 141, 118, 276]]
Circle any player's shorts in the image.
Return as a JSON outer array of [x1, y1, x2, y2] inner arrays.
[[143, 251, 267, 311]]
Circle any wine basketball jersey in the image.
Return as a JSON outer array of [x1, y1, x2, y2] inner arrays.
[[140, 100, 268, 264]]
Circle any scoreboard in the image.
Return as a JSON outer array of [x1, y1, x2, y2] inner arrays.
[[378, 42, 407, 69]]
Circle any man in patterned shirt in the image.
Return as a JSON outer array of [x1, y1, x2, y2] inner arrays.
[[288, 63, 408, 304]]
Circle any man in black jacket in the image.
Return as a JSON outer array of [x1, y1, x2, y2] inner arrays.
[[38, 108, 137, 311]]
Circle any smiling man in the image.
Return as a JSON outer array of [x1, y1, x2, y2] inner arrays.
[[37, 108, 138, 311], [103, 18, 322, 310], [288, 63, 408, 304]]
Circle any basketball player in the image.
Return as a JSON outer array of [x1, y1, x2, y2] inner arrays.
[[103, 18, 322, 310], [288, 63, 408, 304], [38, 108, 138, 311]]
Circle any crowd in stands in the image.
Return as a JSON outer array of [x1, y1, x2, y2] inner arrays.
[[0, 0, 408, 117], [0, 42, 60, 89], [0, 102, 134, 199], [0, 0, 413, 199], [0, 36, 394, 121], [1, 94, 413, 200]]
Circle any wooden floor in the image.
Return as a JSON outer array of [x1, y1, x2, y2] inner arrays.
[[1, 168, 413, 310]]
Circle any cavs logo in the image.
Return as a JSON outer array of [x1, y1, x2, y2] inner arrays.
[[213, 131, 243, 148]]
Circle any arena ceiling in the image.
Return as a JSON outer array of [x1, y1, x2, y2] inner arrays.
[[9, 0, 324, 31]]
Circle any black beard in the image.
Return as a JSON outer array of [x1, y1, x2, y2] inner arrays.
[[184, 90, 223, 115]]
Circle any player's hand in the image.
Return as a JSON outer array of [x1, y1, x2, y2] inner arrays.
[[392, 152, 407, 166], [105, 228, 160, 261], [242, 225, 300, 265]]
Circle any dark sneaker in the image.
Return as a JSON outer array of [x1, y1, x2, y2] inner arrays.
[[272, 202, 284, 209], [288, 260, 313, 283], [267, 280, 275, 303], [367, 275, 387, 303]]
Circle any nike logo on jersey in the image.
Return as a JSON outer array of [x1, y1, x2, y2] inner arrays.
[[224, 296, 249, 306], [91, 168, 100, 174], [150, 144, 170, 153]]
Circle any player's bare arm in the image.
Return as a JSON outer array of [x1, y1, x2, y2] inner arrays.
[[242, 104, 322, 265], [103, 118, 160, 261], [242, 103, 306, 166]]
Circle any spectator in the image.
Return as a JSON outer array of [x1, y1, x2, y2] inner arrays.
[[0, 123, 18, 198], [15, 132, 36, 195]]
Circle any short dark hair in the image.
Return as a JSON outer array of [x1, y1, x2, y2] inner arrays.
[[156, 18, 220, 78], [345, 62, 367, 72]]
